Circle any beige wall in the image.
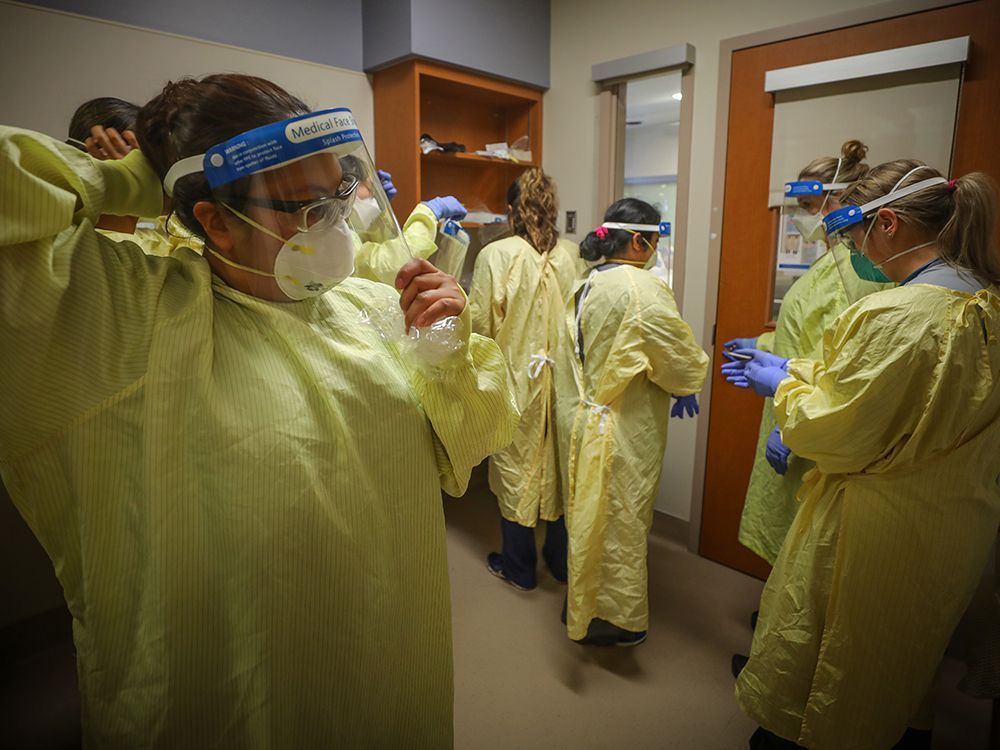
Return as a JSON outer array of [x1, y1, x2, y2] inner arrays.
[[545, 0, 881, 520], [0, 1, 373, 143]]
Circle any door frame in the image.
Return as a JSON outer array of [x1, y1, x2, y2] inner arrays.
[[592, 44, 695, 310], [689, 0, 980, 557]]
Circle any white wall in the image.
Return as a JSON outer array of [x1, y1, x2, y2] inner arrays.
[[0, 1, 374, 144], [545, 0, 881, 520], [625, 123, 680, 179]]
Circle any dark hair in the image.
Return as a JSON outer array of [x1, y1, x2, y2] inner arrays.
[[68, 97, 139, 142], [841, 160, 1000, 285], [135, 74, 310, 238], [507, 168, 559, 253], [579, 198, 660, 262]]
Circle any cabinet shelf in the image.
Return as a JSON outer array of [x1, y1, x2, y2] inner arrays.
[[421, 151, 537, 169], [374, 59, 543, 217]]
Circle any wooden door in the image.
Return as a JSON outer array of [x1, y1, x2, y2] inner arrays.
[[701, 0, 1000, 578]]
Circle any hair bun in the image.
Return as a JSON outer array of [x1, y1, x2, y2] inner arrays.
[[841, 139, 869, 166], [580, 230, 610, 262]]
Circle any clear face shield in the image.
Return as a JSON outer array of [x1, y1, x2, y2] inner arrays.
[[777, 178, 847, 270], [650, 221, 673, 283], [163, 108, 409, 301], [431, 219, 471, 280], [598, 221, 673, 275]]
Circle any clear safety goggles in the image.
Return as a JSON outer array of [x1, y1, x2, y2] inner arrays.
[[163, 107, 408, 253], [229, 174, 361, 233]]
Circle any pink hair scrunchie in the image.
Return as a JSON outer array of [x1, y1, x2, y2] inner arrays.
[[595, 226, 608, 239]]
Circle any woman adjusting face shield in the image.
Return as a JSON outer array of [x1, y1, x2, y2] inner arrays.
[[163, 108, 409, 301], [0, 72, 519, 748]]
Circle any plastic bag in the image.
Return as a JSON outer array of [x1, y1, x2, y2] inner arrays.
[[359, 299, 465, 367]]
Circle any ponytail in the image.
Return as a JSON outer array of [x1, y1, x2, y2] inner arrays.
[[939, 173, 1000, 285], [508, 169, 559, 254]]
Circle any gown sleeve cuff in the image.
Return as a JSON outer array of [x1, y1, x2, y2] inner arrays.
[[96, 150, 165, 220]]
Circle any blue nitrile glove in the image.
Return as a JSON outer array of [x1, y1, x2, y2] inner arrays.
[[424, 196, 468, 221], [720, 357, 750, 388], [765, 426, 791, 475], [738, 349, 788, 371], [724, 337, 758, 351], [671, 394, 699, 419], [721, 349, 789, 396], [377, 169, 397, 201], [745, 362, 789, 397]]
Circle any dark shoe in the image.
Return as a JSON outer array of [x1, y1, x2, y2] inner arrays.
[[732, 653, 749, 679], [486, 553, 535, 591], [574, 618, 644, 647], [892, 728, 932, 750], [615, 630, 647, 648], [574, 632, 618, 646], [751, 609, 759, 631], [749, 726, 807, 749]]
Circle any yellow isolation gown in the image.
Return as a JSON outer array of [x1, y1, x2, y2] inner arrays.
[[736, 283, 1000, 749], [0, 127, 519, 749], [353, 203, 438, 285], [469, 234, 579, 526], [738, 244, 890, 564], [557, 265, 708, 639]]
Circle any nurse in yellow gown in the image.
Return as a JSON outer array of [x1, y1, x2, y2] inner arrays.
[[470, 169, 579, 590], [557, 198, 708, 646], [0, 73, 518, 749], [730, 140, 890, 567], [723, 162, 1000, 749]]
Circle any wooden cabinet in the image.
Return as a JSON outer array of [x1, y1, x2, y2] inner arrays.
[[372, 59, 544, 222]]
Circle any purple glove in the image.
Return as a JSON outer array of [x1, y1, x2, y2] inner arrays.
[[721, 349, 790, 396], [765, 426, 791, 475], [424, 195, 467, 221], [377, 169, 397, 202], [746, 363, 789, 397], [671, 394, 699, 418]]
